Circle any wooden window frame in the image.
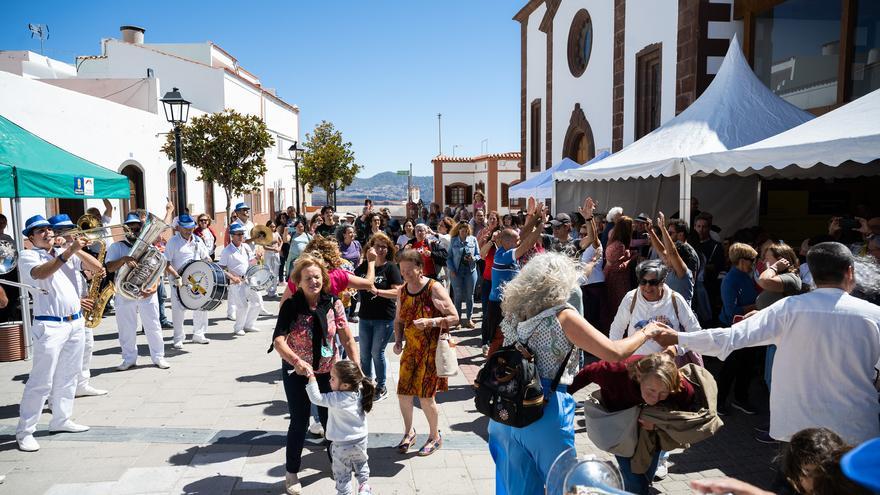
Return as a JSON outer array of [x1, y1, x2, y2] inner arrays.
[[567, 9, 593, 78], [530, 99, 542, 173], [635, 43, 662, 140]]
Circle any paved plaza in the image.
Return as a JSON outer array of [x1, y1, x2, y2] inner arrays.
[[0, 296, 779, 494]]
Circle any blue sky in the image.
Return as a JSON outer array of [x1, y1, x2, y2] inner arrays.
[[1, 1, 522, 178]]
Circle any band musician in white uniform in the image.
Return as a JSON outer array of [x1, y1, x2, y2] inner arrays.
[[225, 202, 256, 320], [164, 214, 210, 347], [220, 222, 262, 336], [106, 213, 170, 370], [48, 214, 108, 397], [16, 215, 92, 452]]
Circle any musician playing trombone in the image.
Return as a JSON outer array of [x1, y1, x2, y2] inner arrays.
[[165, 214, 211, 347], [106, 213, 170, 370], [15, 215, 93, 452], [221, 222, 262, 336]]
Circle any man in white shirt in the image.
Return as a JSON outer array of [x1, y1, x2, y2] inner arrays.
[[48, 214, 108, 397], [164, 214, 211, 347], [106, 213, 170, 370], [220, 222, 261, 336], [653, 242, 880, 445], [16, 215, 93, 452], [224, 202, 254, 320]]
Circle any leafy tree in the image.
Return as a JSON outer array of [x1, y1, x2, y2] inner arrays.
[[161, 109, 274, 221], [300, 121, 361, 204]]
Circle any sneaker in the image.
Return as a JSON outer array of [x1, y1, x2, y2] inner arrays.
[[375, 386, 389, 402], [308, 421, 324, 437], [234, 329, 246, 336], [154, 359, 171, 369], [16, 434, 39, 452], [117, 361, 136, 371], [731, 400, 758, 415], [172, 341, 184, 350], [160, 321, 173, 330], [358, 482, 373, 495], [226, 315, 236, 321], [284, 471, 302, 495], [75, 385, 108, 397], [755, 430, 780, 444], [49, 421, 90, 433], [191, 335, 210, 344], [654, 457, 668, 480], [754, 423, 770, 434], [244, 327, 260, 333], [348, 316, 359, 323]]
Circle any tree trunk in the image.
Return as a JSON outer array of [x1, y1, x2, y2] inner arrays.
[[224, 188, 232, 230]]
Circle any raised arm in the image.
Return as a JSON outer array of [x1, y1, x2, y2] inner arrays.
[[757, 258, 791, 293], [657, 212, 687, 278], [559, 308, 651, 362], [101, 198, 113, 219], [514, 199, 544, 259]]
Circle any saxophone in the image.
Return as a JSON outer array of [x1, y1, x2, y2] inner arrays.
[[84, 240, 115, 329]]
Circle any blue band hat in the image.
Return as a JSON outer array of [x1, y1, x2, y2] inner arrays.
[[234, 202, 250, 211], [124, 213, 143, 225], [177, 214, 197, 229], [22, 215, 51, 236], [229, 222, 246, 234], [841, 437, 880, 492], [48, 214, 76, 230]]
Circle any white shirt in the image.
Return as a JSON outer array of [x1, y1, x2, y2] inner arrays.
[[164, 233, 209, 272], [105, 240, 133, 265], [679, 288, 880, 444], [578, 244, 605, 285], [610, 286, 700, 355], [305, 380, 367, 442], [235, 218, 254, 241], [219, 242, 254, 277], [53, 247, 86, 297], [19, 248, 81, 317]]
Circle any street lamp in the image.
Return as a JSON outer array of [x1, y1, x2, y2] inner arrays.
[[288, 142, 304, 220], [160, 87, 191, 215], [332, 179, 343, 210]]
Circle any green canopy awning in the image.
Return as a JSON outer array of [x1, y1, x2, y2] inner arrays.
[[0, 115, 130, 199]]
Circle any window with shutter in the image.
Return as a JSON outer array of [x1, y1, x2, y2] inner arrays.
[[465, 185, 473, 205], [445, 185, 453, 206], [501, 183, 509, 207]]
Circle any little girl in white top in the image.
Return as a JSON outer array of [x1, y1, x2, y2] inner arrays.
[[306, 360, 375, 495]]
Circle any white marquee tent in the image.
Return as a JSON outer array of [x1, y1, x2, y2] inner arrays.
[[553, 36, 814, 233], [510, 151, 609, 201]]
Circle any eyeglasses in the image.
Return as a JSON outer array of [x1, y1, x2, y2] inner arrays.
[[231, 233, 244, 236], [639, 278, 663, 286], [198, 219, 208, 223]]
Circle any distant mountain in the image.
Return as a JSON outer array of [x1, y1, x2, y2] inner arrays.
[[312, 172, 433, 205]]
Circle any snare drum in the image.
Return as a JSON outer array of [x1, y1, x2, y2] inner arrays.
[[176, 260, 227, 311], [245, 265, 277, 292]]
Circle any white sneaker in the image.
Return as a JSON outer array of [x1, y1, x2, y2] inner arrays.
[[154, 359, 171, 369], [285, 472, 302, 495], [49, 421, 90, 433], [117, 361, 136, 371], [76, 385, 108, 397], [244, 327, 260, 333], [191, 335, 210, 344], [234, 329, 246, 336], [654, 457, 669, 479], [16, 434, 39, 452], [172, 341, 184, 350], [308, 421, 324, 437]]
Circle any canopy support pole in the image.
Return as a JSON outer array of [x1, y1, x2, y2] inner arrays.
[[11, 196, 32, 360], [679, 159, 692, 227]]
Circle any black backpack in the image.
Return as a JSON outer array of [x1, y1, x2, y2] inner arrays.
[[474, 341, 573, 428]]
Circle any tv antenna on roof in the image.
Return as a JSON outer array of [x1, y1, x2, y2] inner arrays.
[[28, 24, 49, 54]]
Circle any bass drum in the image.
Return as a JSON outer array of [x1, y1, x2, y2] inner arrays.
[[176, 260, 227, 311]]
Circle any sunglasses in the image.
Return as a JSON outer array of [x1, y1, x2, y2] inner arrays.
[[639, 278, 663, 286], [199, 219, 209, 223], [231, 233, 244, 236]]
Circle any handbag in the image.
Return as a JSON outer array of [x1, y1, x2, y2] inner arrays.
[[435, 332, 459, 377]]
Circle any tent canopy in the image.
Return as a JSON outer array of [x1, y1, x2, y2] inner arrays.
[[510, 151, 609, 200], [556, 35, 813, 183], [688, 87, 880, 178], [0, 115, 130, 199]]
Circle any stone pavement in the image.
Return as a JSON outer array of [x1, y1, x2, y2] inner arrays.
[[0, 295, 779, 494]]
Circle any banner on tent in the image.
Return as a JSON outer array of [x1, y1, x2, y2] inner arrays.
[[74, 176, 95, 196]]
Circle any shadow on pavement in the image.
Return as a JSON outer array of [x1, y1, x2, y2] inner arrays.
[[237, 369, 281, 385], [237, 400, 288, 417], [449, 414, 489, 442]]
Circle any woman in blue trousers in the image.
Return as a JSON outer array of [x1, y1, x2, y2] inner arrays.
[[447, 222, 480, 329]]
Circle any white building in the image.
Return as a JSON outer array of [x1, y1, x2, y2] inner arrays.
[[432, 153, 523, 214], [0, 25, 304, 229]]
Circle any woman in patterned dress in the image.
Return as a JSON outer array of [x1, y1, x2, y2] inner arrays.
[[392, 249, 458, 456]]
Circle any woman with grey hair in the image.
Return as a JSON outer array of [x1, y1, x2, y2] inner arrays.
[[488, 252, 654, 495]]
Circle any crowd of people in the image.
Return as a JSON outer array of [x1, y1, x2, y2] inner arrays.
[[4, 188, 880, 495]]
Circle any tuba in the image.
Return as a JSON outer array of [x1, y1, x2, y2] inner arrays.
[[115, 213, 170, 299]]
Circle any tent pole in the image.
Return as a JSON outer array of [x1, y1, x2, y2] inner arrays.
[[679, 159, 692, 227], [11, 196, 32, 360], [551, 176, 557, 216]]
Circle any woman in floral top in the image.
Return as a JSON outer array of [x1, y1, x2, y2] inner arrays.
[[271, 255, 360, 495]]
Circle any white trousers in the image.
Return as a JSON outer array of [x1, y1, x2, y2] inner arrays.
[[77, 326, 95, 390], [17, 318, 85, 436], [231, 283, 261, 332], [116, 293, 166, 363], [226, 290, 237, 319], [264, 254, 280, 296], [170, 288, 208, 343]]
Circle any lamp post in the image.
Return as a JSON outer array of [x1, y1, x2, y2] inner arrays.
[[288, 142, 304, 220], [160, 87, 191, 215]]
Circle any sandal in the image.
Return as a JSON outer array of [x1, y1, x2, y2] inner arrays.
[[395, 428, 417, 453], [417, 432, 442, 456]]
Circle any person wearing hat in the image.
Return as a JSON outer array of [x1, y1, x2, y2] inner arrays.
[[15, 215, 93, 452], [541, 212, 580, 259], [48, 214, 107, 397], [224, 202, 255, 246], [165, 213, 211, 346], [220, 222, 261, 336], [106, 212, 170, 370]]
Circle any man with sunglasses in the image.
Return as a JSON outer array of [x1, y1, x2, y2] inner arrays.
[[48, 214, 107, 397], [220, 222, 261, 336], [16, 215, 93, 452], [106, 213, 170, 370]]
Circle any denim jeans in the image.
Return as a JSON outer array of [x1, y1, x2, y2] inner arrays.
[[480, 277, 492, 345], [615, 450, 661, 495], [358, 319, 394, 390], [450, 269, 478, 321], [157, 279, 170, 325]]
